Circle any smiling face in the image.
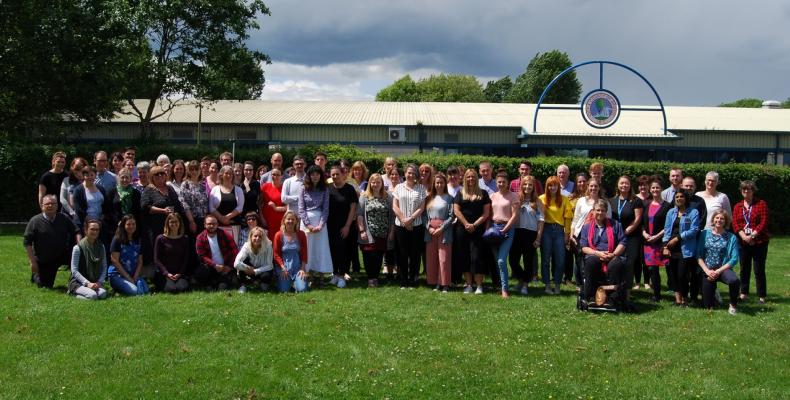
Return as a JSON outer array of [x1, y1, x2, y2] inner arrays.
[[283, 213, 297, 232], [330, 167, 344, 186], [669, 169, 682, 186], [404, 167, 417, 183], [124, 218, 137, 236], [433, 175, 447, 194], [712, 213, 726, 230], [576, 176, 588, 195], [519, 163, 531, 177], [309, 171, 321, 184], [270, 169, 283, 185], [369, 175, 383, 194], [521, 178, 534, 196], [674, 192, 686, 208], [650, 182, 662, 199], [586, 181, 599, 199], [85, 222, 101, 241], [705, 176, 717, 191], [251, 230, 264, 247], [593, 205, 607, 223], [617, 177, 631, 196], [496, 175, 508, 192]]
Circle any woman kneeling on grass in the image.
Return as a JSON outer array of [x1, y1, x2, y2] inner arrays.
[[234, 226, 275, 293], [274, 211, 308, 293], [696, 210, 741, 315], [68, 219, 108, 300], [109, 215, 149, 296], [153, 213, 190, 293]]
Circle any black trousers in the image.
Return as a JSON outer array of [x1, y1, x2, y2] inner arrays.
[[362, 250, 384, 280], [623, 235, 642, 287], [668, 256, 696, 300], [702, 268, 740, 308], [328, 224, 352, 276], [154, 274, 190, 293], [453, 223, 487, 276], [395, 225, 425, 285], [646, 266, 662, 299], [739, 243, 768, 298], [194, 264, 238, 289], [582, 254, 626, 301], [509, 228, 538, 282], [35, 260, 65, 289]]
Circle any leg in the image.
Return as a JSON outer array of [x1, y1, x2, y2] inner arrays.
[[753, 244, 768, 299], [73, 285, 99, 300], [582, 255, 602, 300], [650, 266, 662, 299], [719, 269, 741, 307], [701, 274, 717, 309], [508, 229, 526, 283], [738, 244, 753, 296], [110, 275, 139, 296], [408, 226, 425, 284], [394, 226, 410, 286], [496, 232, 514, 292], [37, 262, 60, 289], [552, 232, 565, 288], [425, 236, 439, 286], [523, 230, 538, 284], [438, 241, 452, 287], [540, 227, 554, 287], [277, 269, 292, 293]]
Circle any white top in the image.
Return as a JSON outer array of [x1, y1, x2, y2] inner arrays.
[[518, 201, 545, 231], [208, 235, 224, 266], [695, 191, 732, 229], [280, 174, 305, 212], [392, 183, 427, 227], [571, 196, 612, 237], [234, 241, 274, 274]]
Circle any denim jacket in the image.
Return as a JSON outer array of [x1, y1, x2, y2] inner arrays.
[[662, 207, 700, 258]]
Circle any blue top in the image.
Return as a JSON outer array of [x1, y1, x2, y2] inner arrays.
[[578, 220, 627, 251], [662, 207, 700, 258], [108, 237, 141, 276], [281, 235, 302, 275], [696, 229, 739, 270], [297, 187, 329, 227]]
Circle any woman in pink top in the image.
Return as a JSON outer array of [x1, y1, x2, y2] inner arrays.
[[489, 170, 520, 298]]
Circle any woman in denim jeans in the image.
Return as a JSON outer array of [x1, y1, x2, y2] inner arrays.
[[108, 214, 148, 296], [662, 190, 700, 307], [489, 170, 519, 298], [538, 176, 574, 295]]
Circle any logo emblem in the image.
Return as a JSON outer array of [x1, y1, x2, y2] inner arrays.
[[582, 89, 620, 129]]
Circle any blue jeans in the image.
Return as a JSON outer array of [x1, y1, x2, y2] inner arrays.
[[277, 269, 307, 293], [541, 223, 566, 286], [491, 228, 514, 291], [109, 274, 149, 296]]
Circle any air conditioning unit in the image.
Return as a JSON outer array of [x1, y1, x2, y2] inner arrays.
[[388, 127, 406, 142]]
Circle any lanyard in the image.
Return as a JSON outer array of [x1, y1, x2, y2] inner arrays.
[[616, 197, 627, 221], [742, 201, 752, 228]]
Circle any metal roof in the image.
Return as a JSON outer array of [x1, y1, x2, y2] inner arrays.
[[111, 100, 790, 137]]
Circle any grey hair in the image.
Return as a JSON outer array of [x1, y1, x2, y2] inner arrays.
[[705, 171, 720, 184]]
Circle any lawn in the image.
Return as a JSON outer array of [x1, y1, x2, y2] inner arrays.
[[0, 233, 787, 399]]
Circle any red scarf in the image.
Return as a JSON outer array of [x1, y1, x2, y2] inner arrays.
[[587, 219, 614, 273]]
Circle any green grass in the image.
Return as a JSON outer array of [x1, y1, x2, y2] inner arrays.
[[0, 234, 787, 399]]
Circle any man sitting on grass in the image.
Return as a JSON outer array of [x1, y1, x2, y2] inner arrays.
[[195, 215, 239, 290]]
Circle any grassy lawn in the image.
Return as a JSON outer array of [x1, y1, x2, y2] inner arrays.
[[0, 232, 787, 399]]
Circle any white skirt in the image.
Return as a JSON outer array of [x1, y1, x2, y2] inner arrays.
[[302, 209, 333, 273]]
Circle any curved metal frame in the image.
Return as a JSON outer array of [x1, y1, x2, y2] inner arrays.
[[532, 60, 667, 135]]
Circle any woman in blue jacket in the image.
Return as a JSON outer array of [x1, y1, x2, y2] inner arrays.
[[697, 210, 740, 315], [662, 190, 700, 307]]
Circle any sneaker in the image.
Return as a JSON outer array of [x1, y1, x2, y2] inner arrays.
[[400, 285, 407, 290], [545, 284, 553, 295], [728, 305, 737, 315], [237, 285, 247, 294], [442, 286, 450, 293], [644, 283, 652, 290], [520, 286, 529, 296], [463, 285, 474, 294], [553, 286, 561, 295], [474, 286, 484, 295], [343, 273, 352, 281], [514, 282, 523, 293], [337, 278, 346, 288], [633, 284, 641, 290], [758, 298, 766, 304], [329, 275, 340, 285], [433, 285, 440, 292]]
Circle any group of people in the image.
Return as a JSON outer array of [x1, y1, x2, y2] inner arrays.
[[23, 148, 771, 314]]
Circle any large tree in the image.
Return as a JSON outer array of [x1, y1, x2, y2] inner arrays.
[[376, 74, 485, 102], [505, 50, 581, 104], [483, 77, 513, 103], [0, 0, 132, 138], [375, 75, 420, 102], [122, 0, 271, 140]]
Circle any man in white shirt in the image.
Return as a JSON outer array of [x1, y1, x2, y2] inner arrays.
[[477, 161, 496, 195], [281, 155, 307, 212]]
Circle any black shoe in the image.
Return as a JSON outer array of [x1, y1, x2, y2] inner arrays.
[[649, 296, 660, 303]]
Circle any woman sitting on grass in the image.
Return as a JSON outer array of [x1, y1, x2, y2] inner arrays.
[[234, 226, 275, 293], [696, 210, 741, 315], [109, 214, 148, 296], [274, 211, 308, 293], [153, 213, 190, 293], [68, 219, 108, 300]]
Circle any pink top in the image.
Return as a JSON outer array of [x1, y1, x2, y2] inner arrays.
[[490, 191, 519, 223]]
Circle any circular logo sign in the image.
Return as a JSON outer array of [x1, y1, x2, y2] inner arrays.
[[582, 89, 620, 129]]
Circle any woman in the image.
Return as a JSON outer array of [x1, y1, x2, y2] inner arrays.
[[382, 157, 398, 190], [570, 178, 607, 286], [609, 176, 643, 290], [233, 163, 244, 186], [68, 219, 108, 300], [357, 173, 394, 288], [111, 152, 125, 175], [298, 165, 333, 283], [109, 215, 148, 296], [564, 173, 588, 285], [453, 169, 491, 295], [141, 165, 184, 265], [327, 165, 359, 288], [634, 175, 652, 290], [383, 167, 402, 280], [424, 173, 454, 293], [696, 171, 732, 229], [351, 161, 369, 193], [697, 211, 740, 314], [133, 161, 150, 191], [153, 213, 190, 293], [662, 190, 700, 306], [578, 200, 628, 307], [72, 166, 115, 239], [392, 164, 427, 288], [241, 161, 260, 216], [732, 180, 770, 304], [238, 211, 265, 249], [203, 159, 220, 193], [538, 176, 574, 295], [60, 157, 88, 222], [167, 159, 187, 197], [179, 160, 209, 236], [114, 167, 141, 222], [636, 175, 651, 203], [509, 175, 544, 295], [273, 211, 308, 293], [209, 165, 245, 241], [259, 168, 286, 242], [234, 226, 275, 293], [256, 164, 268, 182], [642, 178, 671, 301], [446, 166, 462, 198], [489, 170, 519, 298], [419, 163, 434, 189]]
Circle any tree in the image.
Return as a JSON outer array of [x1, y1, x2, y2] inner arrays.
[[505, 50, 581, 104], [375, 75, 420, 101], [783, 98, 790, 109], [483, 77, 513, 103], [122, 0, 271, 140], [0, 0, 132, 139], [719, 98, 763, 108]]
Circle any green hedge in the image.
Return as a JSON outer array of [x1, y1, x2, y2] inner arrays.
[[3, 141, 789, 233]]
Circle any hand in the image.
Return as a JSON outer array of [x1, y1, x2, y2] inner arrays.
[[30, 259, 39, 273], [214, 264, 224, 273], [360, 231, 368, 241], [166, 206, 175, 214], [244, 266, 256, 276], [88, 282, 100, 290], [432, 227, 443, 237], [297, 270, 307, 279], [189, 220, 197, 234], [569, 236, 577, 247], [167, 273, 178, 281], [340, 226, 350, 239], [315, 223, 323, 231], [465, 223, 475, 233], [533, 238, 541, 248], [268, 201, 276, 208], [125, 275, 134, 283]]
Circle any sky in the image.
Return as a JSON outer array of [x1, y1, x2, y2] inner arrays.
[[250, 0, 790, 106]]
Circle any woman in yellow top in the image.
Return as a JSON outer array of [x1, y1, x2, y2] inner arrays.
[[539, 176, 574, 294]]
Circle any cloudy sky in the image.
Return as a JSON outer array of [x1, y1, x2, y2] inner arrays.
[[250, 0, 790, 106]]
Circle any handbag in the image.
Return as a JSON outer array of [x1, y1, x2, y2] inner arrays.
[[482, 223, 507, 245]]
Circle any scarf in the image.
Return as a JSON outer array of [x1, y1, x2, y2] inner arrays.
[[587, 219, 614, 273], [117, 184, 134, 215], [77, 237, 105, 283]]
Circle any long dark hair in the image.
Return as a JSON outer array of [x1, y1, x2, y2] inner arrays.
[[303, 165, 327, 191], [115, 214, 138, 244]]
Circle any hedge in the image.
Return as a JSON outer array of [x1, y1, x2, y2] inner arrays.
[[3, 141, 789, 233]]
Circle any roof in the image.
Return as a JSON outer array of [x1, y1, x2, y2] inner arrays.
[[111, 100, 790, 137]]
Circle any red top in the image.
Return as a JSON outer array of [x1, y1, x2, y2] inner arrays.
[[259, 182, 285, 242], [732, 198, 769, 245], [273, 230, 308, 268]]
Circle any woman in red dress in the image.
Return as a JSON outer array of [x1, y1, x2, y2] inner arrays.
[[259, 168, 286, 242]]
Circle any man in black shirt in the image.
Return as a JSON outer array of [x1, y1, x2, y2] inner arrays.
[[23, 195, 80, 288]]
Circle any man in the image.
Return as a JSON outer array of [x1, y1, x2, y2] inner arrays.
[[661, 168, 684, 203], [123, 146, 139, 180], [219, 151, 233, 167], [478, 161, 496, 195], [38, 151, 67, 209], [682, 176, 706, 304], [260, 152, 284, 184], [588, 162, 611, 198], [93, 150, 117, 191], [557, 164, 574, 196], [281, 155, 307, 212], [195, 215, 239, 290], [23, 195, 80, 288], [579, 199, 628, 309], [509, 160, 543, 194], [314, 151, 330, 179]]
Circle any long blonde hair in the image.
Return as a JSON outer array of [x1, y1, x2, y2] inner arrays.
[[248, 226, 271, 252], [362, 173, 387, 200], [280, 211, 300, 233], [461, 169, 482, 201]]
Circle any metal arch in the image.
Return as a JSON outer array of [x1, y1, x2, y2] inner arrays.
[[531, 60, 668, 135]]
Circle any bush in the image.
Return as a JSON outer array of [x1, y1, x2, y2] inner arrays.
[[4, 141, 789, 233]]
